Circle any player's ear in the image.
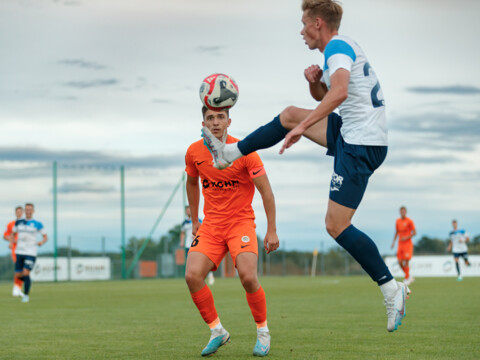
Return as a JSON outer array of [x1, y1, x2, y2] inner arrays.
[[315, 17, 322, 29], [202, 120, 205, 127], [227, 118, 232, 127]]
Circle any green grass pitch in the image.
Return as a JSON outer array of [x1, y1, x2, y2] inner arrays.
[[1, 277, 479, 359]]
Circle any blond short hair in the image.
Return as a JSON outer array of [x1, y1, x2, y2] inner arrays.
[[302, 0, 343, 31]]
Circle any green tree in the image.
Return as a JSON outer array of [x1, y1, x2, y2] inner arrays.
[[414, 236, 447, 254], [158, 224, 182, 254]]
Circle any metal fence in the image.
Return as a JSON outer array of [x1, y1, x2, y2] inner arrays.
[[0, 245, 366, 282]]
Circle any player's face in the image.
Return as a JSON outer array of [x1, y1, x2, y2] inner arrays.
[[185, 207, 191, 219], [202, 109, 231, 140], [25, 205, 34, 219], [15, 208, 23, 218], [300, 11, 320, 50], [452, 221, 457, 230], [400, 208, 407, 218]]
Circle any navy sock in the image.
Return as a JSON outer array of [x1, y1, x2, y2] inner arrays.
[[455, 262, 460, 275], [335, 225, 393, 286], [237, 115, 289, 155], [21, 276, 31, 295]]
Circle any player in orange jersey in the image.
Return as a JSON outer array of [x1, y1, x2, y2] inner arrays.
[[391, 206, 416, 285], [184, 106, 279, 357], [3, 206, 24, 297]]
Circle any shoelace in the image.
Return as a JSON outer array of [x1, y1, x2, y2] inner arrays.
[[384, 298, 396, 317]]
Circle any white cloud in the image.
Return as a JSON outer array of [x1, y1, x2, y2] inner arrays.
[[1, 0, 479, 256]]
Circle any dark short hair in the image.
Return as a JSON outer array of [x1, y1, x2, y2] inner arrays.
[[202, 105, 229, 119], [15, 206, 23, 211], [452, 219, 457, 223], [25, 203, 34, 208], [400, 206, 406, 211]]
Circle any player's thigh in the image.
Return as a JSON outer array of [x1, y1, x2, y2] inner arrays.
[[280, 106, 328, 147], [14, 255, 25, 273], [186, 251, 215, 280], [188, 225, 228, 272], [226, 222, 258, 266], [236, 252, 259, 280]]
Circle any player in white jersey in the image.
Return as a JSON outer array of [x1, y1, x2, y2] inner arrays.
[[9, 203, 48, 303], [180, 205, 214, 285], [201, 0, 409, 332], [447, 219, 471, 281]]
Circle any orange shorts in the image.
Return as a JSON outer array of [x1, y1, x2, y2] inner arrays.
[[397, 243, 413, 261], [189, 221, 258, 271]]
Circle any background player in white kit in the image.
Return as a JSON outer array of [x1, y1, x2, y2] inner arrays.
[[447, 219, 471, 281], [180, 205, 214, 285], [9, 203, 48, 303]]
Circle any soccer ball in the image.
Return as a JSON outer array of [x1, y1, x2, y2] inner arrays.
[[199, 73, 239, 111]]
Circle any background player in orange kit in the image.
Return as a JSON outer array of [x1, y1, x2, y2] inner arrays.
[[3, 206, 24, 297], [391, 206, 416, 285], [184, 106, 279, 357]]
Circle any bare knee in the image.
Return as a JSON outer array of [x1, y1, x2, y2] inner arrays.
[[325, 218, 339, 239], [280, 106, 301, 130], [239, 273, 259, 293], [325, 217, 348, 239], [185, 270, 204, 291]]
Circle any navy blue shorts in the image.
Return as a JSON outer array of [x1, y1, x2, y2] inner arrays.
[[453, 252, 468, 259], [326, 113, 388, 209], [15, 254, 36, 272]]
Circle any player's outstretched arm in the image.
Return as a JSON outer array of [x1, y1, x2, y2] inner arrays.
[[391, 231, 398, 249], [186, 174, 201, 236], [280, 69, 350, 154], [252, 174, 279, 254], [38, 234, 48, 246], [305, 65, 328, 101]]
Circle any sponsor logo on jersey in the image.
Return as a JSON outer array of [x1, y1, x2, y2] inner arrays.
[[241, 236, 250, 243], [202, 179, 240, 190]]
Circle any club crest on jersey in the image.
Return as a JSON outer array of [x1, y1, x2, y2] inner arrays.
[[241, 236, 250, 243], [330, 171, 343, 192]]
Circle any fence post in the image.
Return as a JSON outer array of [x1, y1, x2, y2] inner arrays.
[[52, 161, 58, 282], [67, 236, 72, 281], [120, 165, 126, 279]]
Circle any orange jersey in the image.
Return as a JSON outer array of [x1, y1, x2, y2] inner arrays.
[[185, 135, 264, 225], [396, 217, 416, 246], [3, 220, 17, 256]]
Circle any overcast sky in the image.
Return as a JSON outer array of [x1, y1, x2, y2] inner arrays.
[[1, 0, 479, 257]]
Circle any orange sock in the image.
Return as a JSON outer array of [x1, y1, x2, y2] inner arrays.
[[404, 266, 410, 279], [14, 277, 23, 288], [191, 285, 219, 327], [246, 286, 267, 328]]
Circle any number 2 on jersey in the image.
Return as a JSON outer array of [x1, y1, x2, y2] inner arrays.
[[363, 62, 384, 108]]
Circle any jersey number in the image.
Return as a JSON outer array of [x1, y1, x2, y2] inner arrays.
[[363, 62, 384, 108], [191, 235, 200, 247]]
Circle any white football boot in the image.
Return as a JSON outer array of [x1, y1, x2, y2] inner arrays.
[[384, 281, 410, 332], [201, 127, 232, 170]]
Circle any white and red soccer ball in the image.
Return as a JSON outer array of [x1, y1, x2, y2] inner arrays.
[[199, 73, 239, 111]]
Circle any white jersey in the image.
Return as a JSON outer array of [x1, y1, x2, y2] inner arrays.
[[321, 35, 388, 146], [181, 219, 194, 249], [450, 229, 469, 253], [13, 219, 46, 257]]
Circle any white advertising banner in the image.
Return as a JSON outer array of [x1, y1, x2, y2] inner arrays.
[[385, 255, 480, 277], [70, 257, 111, 281], [31, 257, 69, 281], [31, 257, 111, 282]]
